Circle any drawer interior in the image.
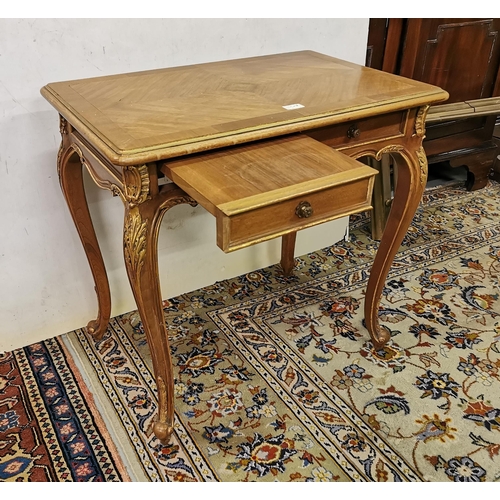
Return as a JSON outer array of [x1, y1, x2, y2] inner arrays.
[[162, 134, 377, 252]]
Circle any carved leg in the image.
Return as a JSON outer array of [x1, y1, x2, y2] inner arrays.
[[58, 146, 111, 340], [364, 146, 427, 348], [123, 185, 197, 444], [281, 232, 297, 276]]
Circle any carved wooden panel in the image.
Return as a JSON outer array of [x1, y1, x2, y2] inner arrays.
[[366, 18, 500, 191], [400, 19, 500, 103]]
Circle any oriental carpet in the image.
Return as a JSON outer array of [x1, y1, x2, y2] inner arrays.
[[0, 337, 130, 481], [3, 181, 500, 482]]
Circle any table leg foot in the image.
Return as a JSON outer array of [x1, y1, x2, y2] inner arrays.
[[153, 421, 174, 444], [86, 318, 109, 340], [58, 144, 111, 341], [364, 144, 427, 347], [368, 326, 391, 350]]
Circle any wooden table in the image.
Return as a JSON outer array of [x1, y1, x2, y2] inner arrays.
[[41, 51, 448, 444]]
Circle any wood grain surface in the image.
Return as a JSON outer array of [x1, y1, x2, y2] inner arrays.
[[41, 51, 448, 165]]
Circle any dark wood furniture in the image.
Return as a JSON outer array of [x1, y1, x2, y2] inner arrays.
[[41, 51, 447, 444], [367, 18, 500, 190]]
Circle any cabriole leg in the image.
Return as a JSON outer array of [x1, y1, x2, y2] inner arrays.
[[364, 145, 427, 348], [58, 143, 111, 340], [122, 186, 196, 444]]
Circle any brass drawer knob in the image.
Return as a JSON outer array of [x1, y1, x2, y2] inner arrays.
[[295, 201, 313, 218], [347, 124, 360, 139]]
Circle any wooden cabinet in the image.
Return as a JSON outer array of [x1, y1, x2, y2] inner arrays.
[[367, 18, 500, 190]]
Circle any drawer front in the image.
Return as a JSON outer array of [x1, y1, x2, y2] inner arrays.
[[306, 110, 407, 150], [217, 176, 374, 252]]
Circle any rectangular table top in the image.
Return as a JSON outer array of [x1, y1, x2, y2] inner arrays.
[[41, 51, 449, 165]]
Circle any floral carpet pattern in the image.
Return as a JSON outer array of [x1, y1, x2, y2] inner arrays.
[[0, 337, 130, 481], [61, 182, 500, 481]]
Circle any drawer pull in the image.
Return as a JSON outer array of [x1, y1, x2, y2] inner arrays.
[[347, 124, 360, 139], [295, 201, 313, 218]]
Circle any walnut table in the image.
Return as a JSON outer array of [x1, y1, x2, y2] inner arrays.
[[41, 51, 448, 444]]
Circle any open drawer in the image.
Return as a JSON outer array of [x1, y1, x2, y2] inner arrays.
[[162, 134, 377, 252]]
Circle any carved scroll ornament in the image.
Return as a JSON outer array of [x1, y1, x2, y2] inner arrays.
[[123, 207, 148, 276], [57, 116, 69, 169], [123, 165, 150, 207], [416, 146, 428, 186], [415, 105, 430, 138]]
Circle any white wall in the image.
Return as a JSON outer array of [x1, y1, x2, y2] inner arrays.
[[0, 18, 369, 352]]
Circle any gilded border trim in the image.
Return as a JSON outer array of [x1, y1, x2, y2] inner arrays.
[[375, 144, 405, 161]]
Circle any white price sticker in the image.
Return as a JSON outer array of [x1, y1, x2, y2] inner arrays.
[[282, 103, 304, 110]]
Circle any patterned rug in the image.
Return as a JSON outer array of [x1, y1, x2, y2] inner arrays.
[[0, 338, 130, 481], [4, 181, 500, 481]]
